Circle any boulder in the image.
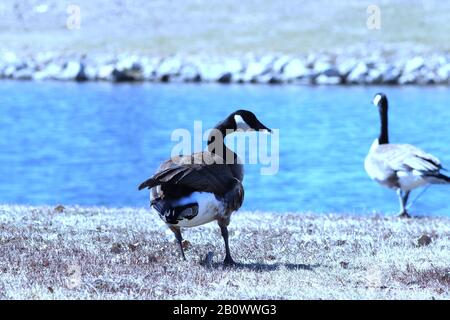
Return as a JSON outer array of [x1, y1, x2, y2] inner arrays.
[[157, 57, 182, 77], [436, 64, 450, 82], [272, 55, 291, 73], [223, 58, 243, 74], [282, 58, 309, 79], [241, 61, 267, 82], [33, 63, 61, 80], [381, 66, 401, 84], [13, 68, 33, 80], [403, 56, 425, 74], [180, 64, 200, 82], [336, 58, 357, 76], [217, 72, 232, 83], [56, 61, 85, 81], [97, 64, 115, 81], [347, 62, 368, 83], [199, 63, 226, 82], [315, 74, 341, 85], [398, 72, 418, 85]]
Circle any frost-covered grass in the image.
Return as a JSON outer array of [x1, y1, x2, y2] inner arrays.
[[0, 205, 449, 300]]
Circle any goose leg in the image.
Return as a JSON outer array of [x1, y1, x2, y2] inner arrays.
[[219, 221, 235, 266], [397, 189, 411, 218], [170, 226, 186, 260]]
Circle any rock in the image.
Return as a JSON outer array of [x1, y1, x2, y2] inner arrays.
[[437, 64, 450, 82], [417, 70, 437, 85], [112, 68, 143, 82], [217, 72, 232, 83], [381, 66, 401, 84], [272, 55, 291, 73], [283, 58, 309, 79], [1, 51, 18, 64], [223, 58, 243, 74], [241, 61, 267, 82], [110, 243, 123, 254], [347, 62, 368, 83], [418, 234, 432, 247], [314, 60, 335, 75], [2, 65, 16, 78], [256, 72, 283, 84], [180, 64, 200, 82], [83, 65, 97, 81], [182, 240, 191, 250], [116, 56, 141, 72], [54, 205, 65, 213], [97, 64, 115, 81], [128, 242, 140, 252], [404, 56, 425, 74], [366, 69, 383, 84], [315, 74, 341, 85], [200, 251, 214, 268], [157, 57, 182, 77], [336, 58, 357, 76], [13, 68, 33, 80], [340, 261, 349, 269], [141, 57, 159, 81], [57, 61, 85, 81], [199, 63, 226, 82], [398, 72, 418, 85], [33, 63, 61, 80]]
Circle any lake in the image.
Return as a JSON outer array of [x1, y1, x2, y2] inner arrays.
[[1, 81, 449, 216]]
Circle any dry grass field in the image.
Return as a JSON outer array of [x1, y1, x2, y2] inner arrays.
[[1, 0, 449, 55], [1, 205, 449, 299]]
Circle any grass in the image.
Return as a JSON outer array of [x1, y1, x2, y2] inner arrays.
[[1, 0, 450, 55], [0, 205, 449, 299]]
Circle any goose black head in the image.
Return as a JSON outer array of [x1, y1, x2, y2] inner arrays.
[[231, 110, 272, 133], [373, 93, 387, 109]]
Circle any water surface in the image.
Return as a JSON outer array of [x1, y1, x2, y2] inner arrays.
[[1, 81, 449, 216]]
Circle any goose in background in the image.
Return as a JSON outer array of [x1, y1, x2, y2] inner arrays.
[[139, 110, 271, 265], [365, 93, 450, 218]]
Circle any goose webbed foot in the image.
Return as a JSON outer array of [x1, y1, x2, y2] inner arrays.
[[399, 211, 411, 219], [223, 255, 236, 267]]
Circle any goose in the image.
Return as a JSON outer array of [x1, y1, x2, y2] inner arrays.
[[138, 110, 271, 265], [365, 93, 450, 218]]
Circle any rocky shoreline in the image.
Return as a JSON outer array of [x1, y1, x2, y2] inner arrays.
[[2, 50, 450, 85]]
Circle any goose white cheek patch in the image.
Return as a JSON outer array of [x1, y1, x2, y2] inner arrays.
[[234, 115, 252, 131], [373, 94, 382, 106]]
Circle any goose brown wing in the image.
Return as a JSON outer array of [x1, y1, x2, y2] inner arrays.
[[138, 152, 237, 196], [377, 144, 442, 173]]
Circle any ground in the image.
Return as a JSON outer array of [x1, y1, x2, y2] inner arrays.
[[0, 205, 449, 299], [1, 0, 449, 55]]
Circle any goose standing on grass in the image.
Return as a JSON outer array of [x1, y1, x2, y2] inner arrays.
[[138, 110, 271, 265], [365, 93, 450, 218]]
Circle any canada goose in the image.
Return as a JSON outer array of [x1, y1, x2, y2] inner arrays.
[[365, 93, 450, 218], [138, 110, 271, 265]]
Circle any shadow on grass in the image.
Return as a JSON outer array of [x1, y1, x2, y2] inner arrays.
[[204, 262, 319, 272]]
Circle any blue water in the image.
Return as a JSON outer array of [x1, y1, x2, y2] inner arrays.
[[1, 81, 449, 216]]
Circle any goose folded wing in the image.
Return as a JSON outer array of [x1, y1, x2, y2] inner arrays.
[[381, 144, 442, 174], [138, 155, 236, 195]]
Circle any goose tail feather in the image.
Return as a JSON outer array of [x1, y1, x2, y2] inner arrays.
[[424, 172, 450, 185]]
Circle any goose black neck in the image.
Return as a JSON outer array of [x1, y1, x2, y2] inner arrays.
[[378, 100, 389, 145], [207, 117, 238, 161]]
